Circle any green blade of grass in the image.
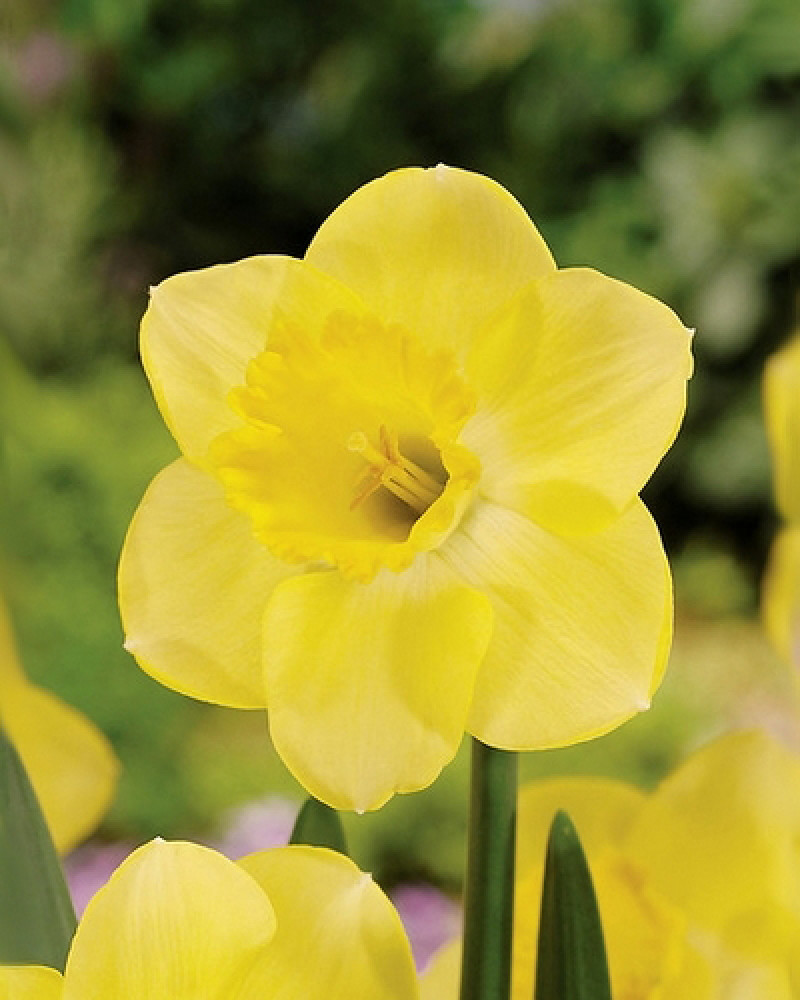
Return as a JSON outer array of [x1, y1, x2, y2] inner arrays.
[[0, 722, 77, 970], [289, 796, 348, 855], [534, 809, 612, 1000]]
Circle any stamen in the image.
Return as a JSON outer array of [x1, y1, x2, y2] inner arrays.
[[348, 426, 444, 515]]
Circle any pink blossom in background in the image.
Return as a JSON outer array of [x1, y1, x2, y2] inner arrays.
[[65, 797, 297, 913], [65, 842, 136, 916], [209, 796, 298, 859], [13, 33, 75, 103], [390, 883, 461, 972]]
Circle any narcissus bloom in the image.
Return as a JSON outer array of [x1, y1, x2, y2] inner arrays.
[[119, 165, 692, 811], [0, 840, 418, 1000], [0, 597, 117, 854], [422, 729, 800, 1000], [762, 333, 800, 667]]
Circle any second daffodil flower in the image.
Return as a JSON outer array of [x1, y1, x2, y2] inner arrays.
[[119, 166, 693, 811], [422, 729, 800, 1000], [0, 840, 418, 999]]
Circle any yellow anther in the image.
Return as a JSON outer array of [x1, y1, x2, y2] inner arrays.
[[348, 426, 444, 514]]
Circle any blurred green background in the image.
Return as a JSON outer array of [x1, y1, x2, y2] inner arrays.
[[1, 0, 799, 885]]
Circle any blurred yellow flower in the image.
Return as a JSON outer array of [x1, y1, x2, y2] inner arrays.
[[763, 333, 800, 666], [0, 840, 418, 1000], [0, 597, 117, 854], [764, 333, 800, 525], [119, 165, 692, 811], [422, 729, 800, 1000]]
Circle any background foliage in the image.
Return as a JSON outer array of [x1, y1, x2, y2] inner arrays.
[[1, 0, 799, 882]]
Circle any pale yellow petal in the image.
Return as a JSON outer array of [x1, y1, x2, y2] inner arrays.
[[436, 498, 672, 748], [626, 729, 800, 933], [516, 777, 646, 872], [305, 165, 555, 360], [764, 333, 800, 522], [0, 599, 117, 854], [464, 268, 693, 534], [119, 458, 296, 708], [142, 256, 365, 459], [663, 942, 793, 1000], [419, 939, 460, 1000], [658, 942, 716, 1000], [762, 525, 800, 667], [62, 840, 276, 1000], [239, 846, 419, 1000], [4, 684, 118, 855], [0, 967, 63, 1000], [262, 559, 493, 811], [716, 958, 793, 1000]]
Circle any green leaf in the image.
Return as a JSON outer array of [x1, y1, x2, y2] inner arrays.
[[289, 797, 348, 855], [0, 722, 77, 971], [534, 810, 612, 1000]]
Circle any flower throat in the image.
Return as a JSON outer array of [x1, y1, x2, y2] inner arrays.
[[348, 426, 445, 514]]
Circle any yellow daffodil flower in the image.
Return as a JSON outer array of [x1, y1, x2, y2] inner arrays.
[[119, 165, 693, 811], [764, 334, 800, 525], [0, 839, 419, 999], [422, 729, 800, 1000], [763, 334, 800, 667], [0, 597, 117, 854]]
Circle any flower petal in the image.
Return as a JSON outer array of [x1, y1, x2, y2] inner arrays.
[[0, 601, 117, 855], [262, 561, 493, 811], [686, 955, 792, 1000], [516, 777, 646, 872], [61, 840, 276, 1000], [463, 268, 693, 534], [305, 165, 555, 361], [764, 333, 800, 522], [142, 256, 365, 459], [4, 685, 118, 855], [239, 846, 418, 1000], [0, 967, 64, 1000], [436, 498, 672, 748], [119, 459, 296, 708], [762, 526, 800, 666], [419, 939, 460, 1000], [625, 729, 800, 934]]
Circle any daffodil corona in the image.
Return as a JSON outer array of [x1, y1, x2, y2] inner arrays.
[[119, 165, 693, 811]]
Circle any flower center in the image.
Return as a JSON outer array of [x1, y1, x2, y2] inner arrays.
[[209, 309, 480, 581], [348, 426, 445, 514]]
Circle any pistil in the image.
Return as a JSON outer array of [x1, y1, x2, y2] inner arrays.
[[348, 426, 444, 514]]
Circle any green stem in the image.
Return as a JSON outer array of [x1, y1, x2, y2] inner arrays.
[[459, 738, 518, 1000]]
